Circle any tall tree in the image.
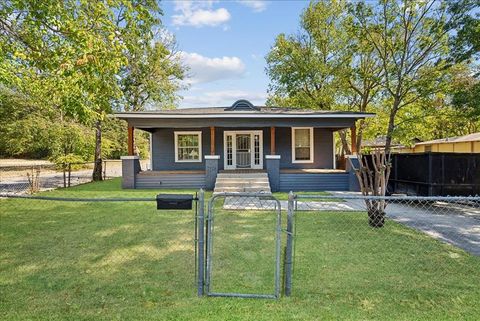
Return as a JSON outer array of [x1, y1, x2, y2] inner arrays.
[[117, 31, 184, 112], [0, 1, 184, 180], [265, 0, 382, 152], [1, 0, 127, 180], [353, 0, 471, 153], [266, 0, 350, 110]]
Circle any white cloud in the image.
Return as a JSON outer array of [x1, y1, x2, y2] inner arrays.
[[181, 90, 267, 107], [237, 0, 268, 12], [179, 51, 246, 84], [172, 1, 231, 28]]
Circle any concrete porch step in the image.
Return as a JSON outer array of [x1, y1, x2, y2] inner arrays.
[[216, 173, 268, 179], [214, 172, 271, 194], [215, 178, 270, 184], [214, 182, 271, 188], [214, 187, 271, 193]]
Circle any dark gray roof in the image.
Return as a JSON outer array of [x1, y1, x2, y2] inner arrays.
[[114, 99, 375, 119], [115, 106, 374, 116]]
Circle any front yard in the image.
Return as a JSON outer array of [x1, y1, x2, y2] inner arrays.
[[1, 178, 479, 320]]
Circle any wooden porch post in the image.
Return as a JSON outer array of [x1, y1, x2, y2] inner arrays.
[[127, 126, 135, 156], [270, 126, 276, 155], [210, 126, 215, 155], [350, 123, 357, 154]]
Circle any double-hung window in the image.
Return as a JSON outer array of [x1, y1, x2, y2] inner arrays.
[[175, 131, 202, 162], [292, 127, 314, 163]]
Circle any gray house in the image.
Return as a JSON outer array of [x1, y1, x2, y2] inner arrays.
[[115, 100, 373, 193]]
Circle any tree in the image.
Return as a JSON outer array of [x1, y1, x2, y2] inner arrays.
[[447, 0, 480, 64], [265, 0, 350, 110], [0, 1, 184, 180], [352, 0, 472, 153], [117, 31, 185, 112], [265, 0, 382, 152], [0, 0, 128, 180]]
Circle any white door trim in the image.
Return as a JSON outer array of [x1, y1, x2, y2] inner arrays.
[[223, 130, 263, 170]]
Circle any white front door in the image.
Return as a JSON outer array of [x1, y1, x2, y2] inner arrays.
[[224, 131, 263, 170]]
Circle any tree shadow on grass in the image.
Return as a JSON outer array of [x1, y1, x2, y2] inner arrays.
[[0, 199, 199, 319]]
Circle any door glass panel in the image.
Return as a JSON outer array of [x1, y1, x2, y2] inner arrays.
[[226, 135, 233, 166], [254, 134, 260, 165], [236, 134, 251, 168]]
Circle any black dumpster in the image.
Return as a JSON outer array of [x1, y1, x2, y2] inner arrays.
[[156, 194, 194, 210], [389, 153, 480, 196]]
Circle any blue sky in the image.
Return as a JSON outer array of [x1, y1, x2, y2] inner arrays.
[[161, 0, 309, 108]]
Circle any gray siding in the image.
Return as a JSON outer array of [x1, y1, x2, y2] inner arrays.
[[277, 128, 334, 169], [136, 173, 206, 189], [279, 173, 349, 192], [151, 128, 210, 171], [151, 127, 333, 171]]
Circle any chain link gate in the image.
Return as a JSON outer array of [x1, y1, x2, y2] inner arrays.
[[197, 192, 286, 299]]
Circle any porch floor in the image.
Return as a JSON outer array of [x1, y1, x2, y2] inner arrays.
[[219, 169, 266, 174], [280, 169, 347, 174], [138, 170, 205, 176]]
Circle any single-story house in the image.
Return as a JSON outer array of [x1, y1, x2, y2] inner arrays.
[[115, 100, 374, 192], [394, 133, 480, 154]]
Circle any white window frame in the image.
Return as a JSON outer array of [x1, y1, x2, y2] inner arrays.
[[291, 127, 314, 163], [174, 131, 202, 163]]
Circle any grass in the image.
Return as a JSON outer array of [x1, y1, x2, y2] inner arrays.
[[1, 178, 479, 320], [272, 190, 341, 201]]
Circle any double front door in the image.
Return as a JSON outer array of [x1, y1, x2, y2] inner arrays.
[[224, 131, 263, 170]]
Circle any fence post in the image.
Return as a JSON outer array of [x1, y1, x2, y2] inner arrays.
[[62, 163, 66, 188], [197, 189, 205, 296], [68, 163, 72, 187], [284, 191, 295, 296]]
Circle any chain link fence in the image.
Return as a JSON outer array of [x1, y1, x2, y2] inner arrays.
[[0, 194, 199, 311], [1, 190, 479, 317], [0, 160, 149, 195], [289, 193, 480, 297]]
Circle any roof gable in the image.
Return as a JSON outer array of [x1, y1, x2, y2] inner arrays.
[[224, 99, 259, 111]]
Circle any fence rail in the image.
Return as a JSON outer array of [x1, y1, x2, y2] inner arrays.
[[0, 160, 126, 194]]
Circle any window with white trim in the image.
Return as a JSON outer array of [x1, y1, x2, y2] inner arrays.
[[292, 127, 314, 163], [175, 131, 202, 162]]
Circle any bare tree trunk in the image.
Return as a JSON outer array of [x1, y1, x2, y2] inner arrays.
[[350, 149, 391, 228], [385, 98, 401, 154], [92, 120, 103, 181], [356, 119, 365, 152], [338, 129, 351, 155]]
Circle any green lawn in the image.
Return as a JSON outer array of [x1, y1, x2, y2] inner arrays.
[[272, 190, 336, 201], [1, 178, 479, 320]]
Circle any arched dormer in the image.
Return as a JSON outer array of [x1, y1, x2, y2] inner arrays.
[[224, 100, 259, 111]]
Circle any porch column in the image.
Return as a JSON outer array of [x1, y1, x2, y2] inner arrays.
[[270, 127, 276, 155], [205, 155, 219, 190], [210, 126, 215, 155], [127, 126, 135, 156], [121, 155, 141, 189], [265, 155, 281, 192], [350, 123, 357, 154]]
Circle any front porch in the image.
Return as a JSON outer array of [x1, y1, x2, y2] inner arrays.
[[117, 99, 369, 192], [122, 124, 359, 191]]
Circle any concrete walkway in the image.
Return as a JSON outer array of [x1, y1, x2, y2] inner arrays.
[[223, 192, 480, 256]]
